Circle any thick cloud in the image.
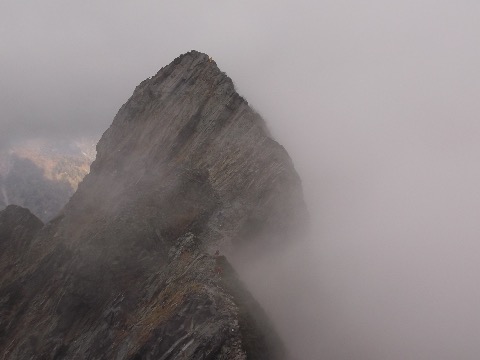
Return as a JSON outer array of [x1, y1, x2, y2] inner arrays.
[[2, 1, 480, 358]]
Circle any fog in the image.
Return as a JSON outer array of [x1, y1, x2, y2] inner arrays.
[[2, 1, 480, 358]]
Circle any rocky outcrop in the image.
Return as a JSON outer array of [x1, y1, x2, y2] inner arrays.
[[0, 51, 305, 359], [0, 205, 43, 282]]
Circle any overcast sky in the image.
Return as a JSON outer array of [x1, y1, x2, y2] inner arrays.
[[2, 1, 480, 359]]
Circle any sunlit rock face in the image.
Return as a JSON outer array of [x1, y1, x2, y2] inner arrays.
[[0, 51, 305, 359], [0, 138, 95, 222]]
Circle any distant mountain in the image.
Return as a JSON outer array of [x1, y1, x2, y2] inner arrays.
[[0, 138, 95, 222], [0, 51, 306, 359]]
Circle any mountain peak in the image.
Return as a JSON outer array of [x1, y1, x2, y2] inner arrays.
[[0, 52, 305, 359]]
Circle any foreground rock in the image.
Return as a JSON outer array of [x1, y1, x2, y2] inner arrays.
[[0, 51, 305, 359], [0, 205, 43, 284]]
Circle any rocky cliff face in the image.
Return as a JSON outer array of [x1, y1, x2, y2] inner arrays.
[[0, 51, 305, 359]]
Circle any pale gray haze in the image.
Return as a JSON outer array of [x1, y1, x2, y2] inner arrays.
[[2, 1, 480, 359]]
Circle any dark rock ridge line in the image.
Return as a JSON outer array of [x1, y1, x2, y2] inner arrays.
[[0, 50, 306, 359]]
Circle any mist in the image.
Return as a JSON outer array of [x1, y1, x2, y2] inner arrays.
[[2, 1, 480, 358]]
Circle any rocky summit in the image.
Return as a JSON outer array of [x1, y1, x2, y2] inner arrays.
[[0, 51, 306, 359]]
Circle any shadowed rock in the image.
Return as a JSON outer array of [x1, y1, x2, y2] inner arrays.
[[0, 205, 43, 279]]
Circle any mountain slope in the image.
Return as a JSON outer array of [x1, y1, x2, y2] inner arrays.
[[0, 51, 305, 359]]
